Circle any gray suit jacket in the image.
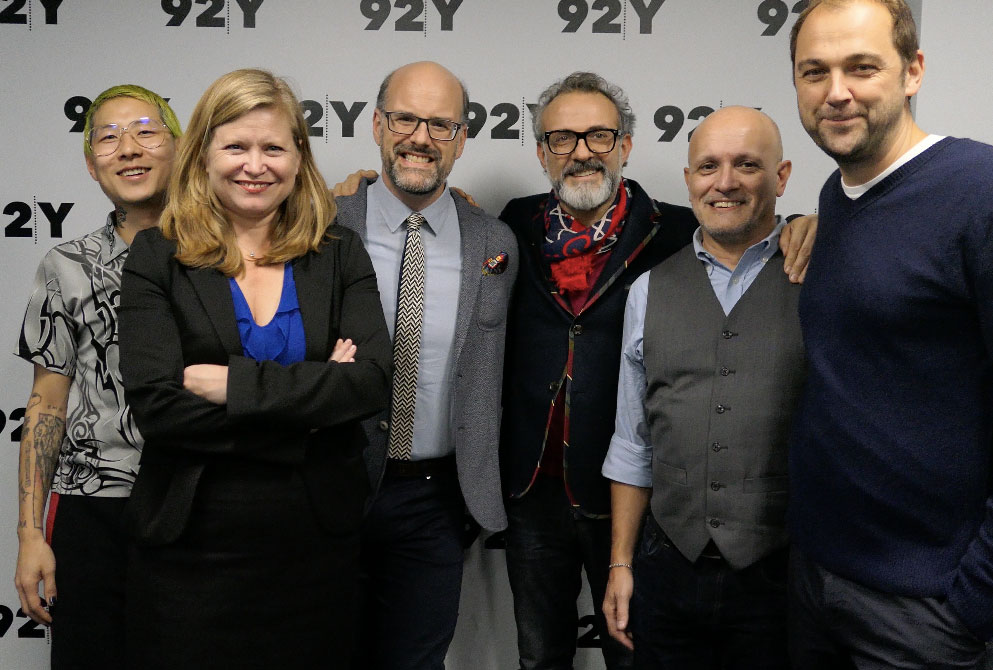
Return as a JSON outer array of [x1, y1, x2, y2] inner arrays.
[[335, 178, 517, 532]]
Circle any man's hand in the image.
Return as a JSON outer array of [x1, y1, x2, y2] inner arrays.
[[451, 187, 479, 208], [14, 533, 55, 625], [779, 214, 818, 283], [603, 565, 635, 650], [331, 170, 379, 198], [183, 364, 229, 404]]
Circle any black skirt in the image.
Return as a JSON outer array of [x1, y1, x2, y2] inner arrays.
[[127, 459, 359, 669]]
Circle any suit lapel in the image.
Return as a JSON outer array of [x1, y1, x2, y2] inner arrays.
[[187, 267, 243, 355], [451, 195, 485, 366], [587, 186, 660, 299], [292, 252, 331, 360]]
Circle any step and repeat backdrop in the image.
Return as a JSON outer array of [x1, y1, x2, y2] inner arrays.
[[2, 0, 989, 667]]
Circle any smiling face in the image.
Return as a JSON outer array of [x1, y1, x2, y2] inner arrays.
[[85, 97, 176, 209], [537, 91, 632, 223], [373, 62, 466, 208], [684, 107, 791, 252], [205, 106, 301, 229], [793, 0, 923, 178]]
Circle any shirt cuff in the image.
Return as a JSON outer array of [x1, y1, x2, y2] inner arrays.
[[602, 435, 653, 488]]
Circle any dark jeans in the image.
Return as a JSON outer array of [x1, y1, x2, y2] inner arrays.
[[359, 466, 465, 670], [789, 546, 988, 670], [505, 474, 633, 670], [631, 514, 788, 669], [50, 494, 129, 670]]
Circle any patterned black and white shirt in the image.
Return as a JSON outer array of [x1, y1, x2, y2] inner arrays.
[[15, 214, 143, 497]]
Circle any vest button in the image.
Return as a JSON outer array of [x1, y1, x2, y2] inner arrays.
[[720, 367, 731, 376], [711, 442, 722, 452], [716, 404, 728, 414], [722, 330, 734, 339], [572, 324, 583, 336], [709, 518, 722, 528], [548, 381, 559, 392], [710, 481, 723, 491]]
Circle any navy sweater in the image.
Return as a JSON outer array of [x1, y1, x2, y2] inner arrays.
[[790, 137, 993, 639]]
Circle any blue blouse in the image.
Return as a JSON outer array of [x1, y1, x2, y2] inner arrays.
[[229, 263, 306, 365]]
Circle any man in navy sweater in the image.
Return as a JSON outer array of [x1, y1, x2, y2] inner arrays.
[[789, 1, 993, 667]]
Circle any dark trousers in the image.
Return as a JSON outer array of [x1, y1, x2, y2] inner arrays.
[[789, 546, 988, 670], [49, 494, 129, 670], [359, 465, 465, 670], [505, 474, 632, 670], [631, 514, 788, 669]]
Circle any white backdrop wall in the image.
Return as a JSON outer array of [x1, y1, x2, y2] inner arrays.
[[1, 1, 988, 667]]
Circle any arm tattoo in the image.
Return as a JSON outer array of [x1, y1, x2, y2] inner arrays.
[[18, 414, 32, 504], [33, 414, 65, 499]]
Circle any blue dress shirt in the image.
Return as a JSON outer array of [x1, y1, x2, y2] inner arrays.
[[362, 178, 462, 460], [601, 220, 784, 487]]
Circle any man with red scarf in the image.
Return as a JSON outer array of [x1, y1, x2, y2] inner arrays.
[[498, 72, 814, 670]]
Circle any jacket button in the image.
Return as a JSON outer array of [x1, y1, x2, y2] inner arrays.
[[709, 518, 722, 528], [378, 420, 389, 431], [711, 441, 723, 452], [720, 367, 731, 376], [716, 404, 729, 414], [572, 324, 583, 336], [548, 381, 559, 392], [710, 481, 723, 491], [722, 330, 736, 339]]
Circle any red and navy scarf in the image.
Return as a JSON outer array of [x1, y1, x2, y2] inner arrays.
[[542, 180, 630, 293]]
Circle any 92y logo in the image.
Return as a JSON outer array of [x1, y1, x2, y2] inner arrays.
[[360, 0, 463, 31], [0, 604, 45, 639], [4, 200, 72, 240], [0, 0, 63, 26], [161, 0, 264, 28], [558, 0, 666, 35], [757, 0, 808, 36]]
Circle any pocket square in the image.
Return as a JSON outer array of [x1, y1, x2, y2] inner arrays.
[[482, 252, 509, 276]]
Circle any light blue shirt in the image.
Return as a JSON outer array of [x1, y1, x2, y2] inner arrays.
[[601, 220, 784, 487], [363, 177, 462, 459]]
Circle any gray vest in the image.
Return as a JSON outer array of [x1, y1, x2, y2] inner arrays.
[[644, 244, 805, 569]]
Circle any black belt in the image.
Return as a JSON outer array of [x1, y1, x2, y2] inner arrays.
[[385, 455, 456, 478]]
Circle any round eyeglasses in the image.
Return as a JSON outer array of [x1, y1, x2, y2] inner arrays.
[[88, 117, 169, 157], [381, 110, 463, 141], [543, 128, 622, 155]]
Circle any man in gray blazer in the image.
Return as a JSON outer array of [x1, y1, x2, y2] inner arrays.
[[334, 60, 517, 670], [601, 107, 804, 668]]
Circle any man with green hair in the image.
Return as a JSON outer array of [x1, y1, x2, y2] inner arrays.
[[12, 84, 180, 669]]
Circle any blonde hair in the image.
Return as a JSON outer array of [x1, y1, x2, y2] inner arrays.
[[161, 68, 335, 276]]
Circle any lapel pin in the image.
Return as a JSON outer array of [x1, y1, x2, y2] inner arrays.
[[482, 252, 509, 276]]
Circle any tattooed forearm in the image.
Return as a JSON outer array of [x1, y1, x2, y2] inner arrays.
[[32, 414, 65, 499], [18, 414, 32, 504]]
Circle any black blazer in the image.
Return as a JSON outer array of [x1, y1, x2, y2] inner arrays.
[[118, 225, 392, 546]]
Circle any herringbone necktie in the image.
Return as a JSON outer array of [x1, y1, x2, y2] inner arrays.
[[387, 212, 427, 460]]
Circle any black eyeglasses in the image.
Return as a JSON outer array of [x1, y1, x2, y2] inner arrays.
[[543, 128, 622, 155], [381, 110, 463, 141]]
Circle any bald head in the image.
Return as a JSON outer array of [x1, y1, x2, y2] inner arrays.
[[684, 106, 792, 260], [377, 61, 469, 123], [689, 106, 783, 166]]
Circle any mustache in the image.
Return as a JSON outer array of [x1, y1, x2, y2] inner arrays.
[[563, 159, 605, 177], [393, 141, 442, 162]]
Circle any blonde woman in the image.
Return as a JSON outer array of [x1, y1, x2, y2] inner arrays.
[[118, 69, 390, 668]]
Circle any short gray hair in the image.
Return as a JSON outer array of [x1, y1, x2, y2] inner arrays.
[[531, 72, 635, 142]]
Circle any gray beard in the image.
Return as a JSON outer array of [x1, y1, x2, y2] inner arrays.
[[550, 164, 621, 213]]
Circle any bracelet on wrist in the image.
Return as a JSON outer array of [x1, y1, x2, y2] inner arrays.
[[608, 562, 633, 570]]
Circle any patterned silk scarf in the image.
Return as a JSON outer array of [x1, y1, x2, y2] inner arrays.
[[541, 180, 630, 293]]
